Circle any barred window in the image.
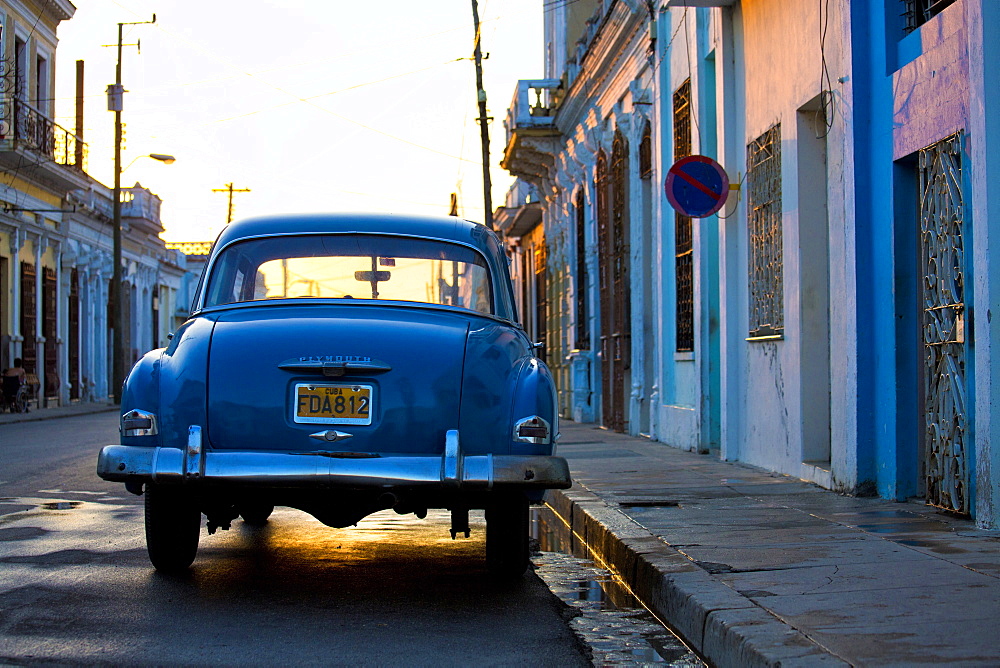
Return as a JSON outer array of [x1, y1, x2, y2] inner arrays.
[[674, 80, 694, 352], [902, 0, 957, 33], [747, 124, 783, 339], [574, 189, 590, 350], [673, 81, 692, 158]]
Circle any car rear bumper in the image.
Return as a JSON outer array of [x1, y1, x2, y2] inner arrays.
[[97, 439, 571, 491]]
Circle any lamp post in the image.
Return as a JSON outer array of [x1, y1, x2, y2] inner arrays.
[[108, 14, 156, 404], [110, 153, 174, 403]]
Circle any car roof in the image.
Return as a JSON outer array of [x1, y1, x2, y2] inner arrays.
[[198, 212, 519, 321], [213, 213, 496, 250]]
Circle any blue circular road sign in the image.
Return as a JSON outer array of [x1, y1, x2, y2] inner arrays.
[[664, 155, 730, 218]]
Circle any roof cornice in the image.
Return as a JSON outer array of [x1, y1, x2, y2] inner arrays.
[[41, 0, 75, 22]]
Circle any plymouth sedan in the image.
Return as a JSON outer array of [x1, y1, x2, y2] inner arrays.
[[97, 213, 571, 577]]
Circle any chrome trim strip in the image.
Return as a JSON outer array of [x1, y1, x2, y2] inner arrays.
[[149, 447, 160, 481], [308, 430, 355, 443], [442, 429, 461, 486], [97, 445, 571, 490], [185, 426, 203, 479], [279, 359, 392, 376]]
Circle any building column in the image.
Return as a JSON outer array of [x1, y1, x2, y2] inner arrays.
[[7, 230, 22, 365]]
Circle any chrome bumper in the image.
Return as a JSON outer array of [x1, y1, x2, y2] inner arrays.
[[97, 430, 571, 491]]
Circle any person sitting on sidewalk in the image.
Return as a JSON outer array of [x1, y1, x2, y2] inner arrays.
[[2, 359, 29, 413], [3, 358, 26, 382]]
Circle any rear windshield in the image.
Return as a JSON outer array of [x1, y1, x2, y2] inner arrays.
[[203, 234, 494, 314]]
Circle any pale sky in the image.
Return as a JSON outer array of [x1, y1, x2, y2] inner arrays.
[[52, 0, 543, 242]]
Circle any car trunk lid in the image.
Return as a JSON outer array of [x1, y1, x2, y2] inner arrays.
[[206, 303, 469, 455]]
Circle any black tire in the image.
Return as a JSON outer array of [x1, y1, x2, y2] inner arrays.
[[144, 483, 201, 573], [486, 492, 530, 578], [239, 503, 274, 526]]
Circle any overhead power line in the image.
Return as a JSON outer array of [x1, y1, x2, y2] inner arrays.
[[212, 182, 251, 225]]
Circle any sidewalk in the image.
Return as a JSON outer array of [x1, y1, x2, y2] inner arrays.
[[0, 400, 118, 426], [549, 422, 1000, 667]]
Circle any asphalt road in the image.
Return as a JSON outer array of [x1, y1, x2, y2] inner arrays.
[[0, 413, 589, 665]]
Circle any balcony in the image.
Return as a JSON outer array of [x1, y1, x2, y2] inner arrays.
[[122, 184, 164, 237], [0, 97, 90, 192], [501, 79, 562, 184]]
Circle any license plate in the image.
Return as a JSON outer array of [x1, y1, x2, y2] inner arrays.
[[293, 383, 373, 425]]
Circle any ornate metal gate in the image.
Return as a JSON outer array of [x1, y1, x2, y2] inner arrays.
[[597, 132, 631, 433], [919, 132, 968, 515]]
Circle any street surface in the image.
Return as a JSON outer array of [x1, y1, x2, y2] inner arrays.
[[0, 413, 590, 665]]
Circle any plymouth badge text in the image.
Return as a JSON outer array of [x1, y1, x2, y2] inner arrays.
[[299, 355, 372, 363]]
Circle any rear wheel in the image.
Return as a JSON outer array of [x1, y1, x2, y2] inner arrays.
[[239, 502, 274, 526], [486, 492, 529, 578], [144, 483, 201, 573]]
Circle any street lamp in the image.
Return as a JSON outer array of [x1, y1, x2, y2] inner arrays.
[[122, 153, 176, 171], [111, 152, 174, 404]]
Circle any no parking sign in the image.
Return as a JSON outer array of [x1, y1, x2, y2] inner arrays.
[[664, 155, 730, 218]]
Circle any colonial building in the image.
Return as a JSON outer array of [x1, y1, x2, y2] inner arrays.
[[0, 0, 90, 403], [502, 0, 1000, 528], [0, 0, 198, 407]]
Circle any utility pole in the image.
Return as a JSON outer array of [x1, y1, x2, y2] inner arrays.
[[108, 14, 155, 404], [471, 0, 494, 231], [212, 183, 251, 225]]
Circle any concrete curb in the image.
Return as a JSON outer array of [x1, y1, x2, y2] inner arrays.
[[546, 486, 848, 667], [0, 403, 118, 426]]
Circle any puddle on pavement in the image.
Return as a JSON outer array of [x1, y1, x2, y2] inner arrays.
[[41, 502, 82, 511], [531, 506, 704, 666]]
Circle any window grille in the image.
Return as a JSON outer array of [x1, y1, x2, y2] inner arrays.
[[639, 120, 652, 180], [902, 0, 956, 33], [673, 81, 692, 159], [574, 189, 590, 350], [674, 80, 694, 351], [747, 124, 783, 338]]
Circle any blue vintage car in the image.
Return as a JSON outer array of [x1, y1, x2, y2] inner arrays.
[[97, 213, 570, 576]]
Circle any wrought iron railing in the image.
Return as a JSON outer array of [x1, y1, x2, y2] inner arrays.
[[2, 97, 87, 171]]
